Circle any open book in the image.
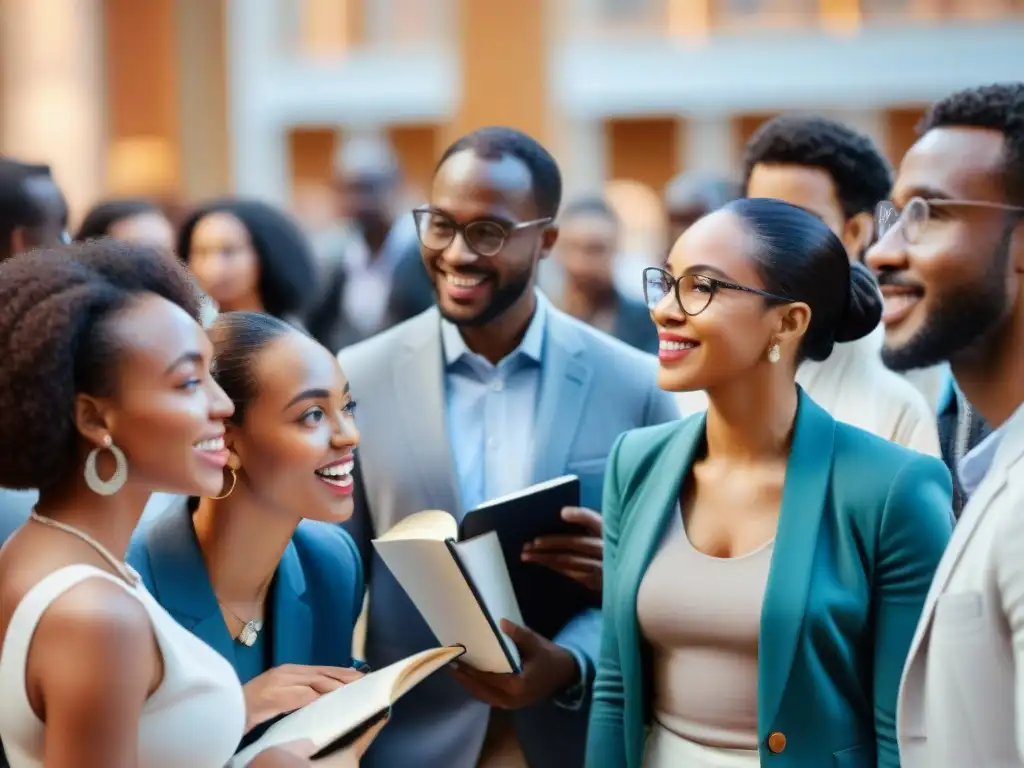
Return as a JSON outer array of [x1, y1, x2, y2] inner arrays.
[[229, 645, 464, 766], [373, 475, 593, 673]]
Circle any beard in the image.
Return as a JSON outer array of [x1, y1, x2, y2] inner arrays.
[[436, 262, 534, 328], [882, 231, 1012, 372]]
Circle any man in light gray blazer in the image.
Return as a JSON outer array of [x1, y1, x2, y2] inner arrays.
[[867, 83, 1024, 767], [339, 127, 677, 768]]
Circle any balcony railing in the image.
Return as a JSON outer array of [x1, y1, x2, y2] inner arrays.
[[280, 0, 454, 60], [566, 0, 1024, 40]]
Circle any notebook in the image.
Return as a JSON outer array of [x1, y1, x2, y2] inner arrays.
[[229, 645, 465, 766]]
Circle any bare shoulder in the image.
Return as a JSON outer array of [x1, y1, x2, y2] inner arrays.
[[28, 576, 158, 714]]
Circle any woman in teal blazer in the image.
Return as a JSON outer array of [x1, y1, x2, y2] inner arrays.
[[586, 199, 954, 768], [128, 311, 367, 752]]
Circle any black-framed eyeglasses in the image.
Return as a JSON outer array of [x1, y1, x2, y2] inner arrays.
[[642, 266, 792, 317], [412, 208, 551, 258], [876, 196, 1024, 245]]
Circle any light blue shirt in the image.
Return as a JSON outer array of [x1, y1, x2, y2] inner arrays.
[[441, 294, 547, 514], [439, 294, 588, 708], [958, 413, 1009, 497]]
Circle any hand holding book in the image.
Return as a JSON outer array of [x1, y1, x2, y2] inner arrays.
[[521, 506, 604, 593], [447, 617, 579, 710]]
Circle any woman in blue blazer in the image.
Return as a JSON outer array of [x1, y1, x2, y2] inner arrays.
[[128, 311, 366, 748], [586, 199, 954, 768]]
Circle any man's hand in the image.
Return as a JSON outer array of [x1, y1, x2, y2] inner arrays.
[[521, 506, 603, 592], [448, 619, 578, 709]]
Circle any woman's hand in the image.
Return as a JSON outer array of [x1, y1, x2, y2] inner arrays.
[[243, 664, 365, 733]]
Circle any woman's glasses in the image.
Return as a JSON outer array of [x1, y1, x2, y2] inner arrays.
[[642, 266, 791, 317], [412, 208, 551, 258]]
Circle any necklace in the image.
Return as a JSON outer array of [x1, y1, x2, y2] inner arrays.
[[217, 577, 272, 648], [219, 602, 264, 647], [29, 509, 139, 587]]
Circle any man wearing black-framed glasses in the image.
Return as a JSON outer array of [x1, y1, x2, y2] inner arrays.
[[874, 83, 1024, 768], [338, 126, 677, 768]]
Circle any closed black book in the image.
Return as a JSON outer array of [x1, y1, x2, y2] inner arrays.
[[459, 475, 601, 641]]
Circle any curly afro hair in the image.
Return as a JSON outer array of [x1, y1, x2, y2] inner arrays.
[[742, 115, 892, 220], [918, 83, 1024, 208], [0, 239, 201, 490]]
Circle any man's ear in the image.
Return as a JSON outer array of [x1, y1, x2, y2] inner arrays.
[[842, 212, 875, 263], [538, 225, 559, 261], [73, 393, 115, 449], [10, 226, 29, 257]]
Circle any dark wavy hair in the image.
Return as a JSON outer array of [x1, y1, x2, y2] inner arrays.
[[724, 197, 882, 362], [75, 198, 164, 242], [0, 240, 201, 490], [178, 199, 318, 320]]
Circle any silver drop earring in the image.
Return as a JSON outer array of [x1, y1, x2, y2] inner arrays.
[[84, 434, 128, 496], [767, 342, 782, 364]]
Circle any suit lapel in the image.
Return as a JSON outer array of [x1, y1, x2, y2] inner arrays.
[[144, 500, 236, 663], [905, 403, 1024, 666], [758, 391, 835, 730], [612, 415, 706, 756], [270, 540, 312, 667], [392, 308, 461, 515], [530, 311, 592, 484]]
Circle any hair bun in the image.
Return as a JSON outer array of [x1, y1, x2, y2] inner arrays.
[[835, 261, 883, 343]]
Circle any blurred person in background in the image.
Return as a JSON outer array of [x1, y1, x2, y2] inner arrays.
[[555, 196, 658, 354], [179, 198, 318, 328], [306, 136, 433, 352], [75, 197, 175, 254], [0, 158, 69, 262], [682, 114, 937, 456], [663, 172, 739, 250]]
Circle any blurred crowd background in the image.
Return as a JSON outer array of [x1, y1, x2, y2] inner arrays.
[[2, 0, 1023, 306]]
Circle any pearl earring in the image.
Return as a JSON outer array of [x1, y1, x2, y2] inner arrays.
[[767, 342, 781, 364]]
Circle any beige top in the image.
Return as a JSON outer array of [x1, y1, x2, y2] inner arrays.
[[636, 509, 774, 750]]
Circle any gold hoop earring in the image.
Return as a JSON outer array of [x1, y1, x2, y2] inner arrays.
[[211, 467, 237, 500]]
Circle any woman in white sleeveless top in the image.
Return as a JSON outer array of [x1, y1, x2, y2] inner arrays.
[[0, 243, 322, 767]]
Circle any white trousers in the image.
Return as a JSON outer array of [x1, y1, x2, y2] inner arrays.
[[643, 723, 761, 768]]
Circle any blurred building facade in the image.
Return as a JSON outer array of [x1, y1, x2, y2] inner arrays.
[[2, 0, 1023, 244]]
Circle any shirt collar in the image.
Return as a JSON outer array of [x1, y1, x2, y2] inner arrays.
[[958, 423, 1005, 498], [441, 291, 548, 367]]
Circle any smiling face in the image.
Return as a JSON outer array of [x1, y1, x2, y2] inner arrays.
[[420, 149, 555, 327], [651, 210, 798, 393], [226, 329, 360, 523], [866, 126, 1018, 371], [94, 293, 235, 497]]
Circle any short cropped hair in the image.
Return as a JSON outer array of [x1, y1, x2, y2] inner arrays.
[[436, 127, 563, 219], [742, 115, 892, 219]]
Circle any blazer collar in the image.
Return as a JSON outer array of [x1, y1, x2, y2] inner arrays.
[[145, 499, 312, 668], [612, 388, 835, 744], [907, 400, 1024, 666]]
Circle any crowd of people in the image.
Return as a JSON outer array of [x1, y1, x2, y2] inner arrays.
[[0, 79, 1020, 768]]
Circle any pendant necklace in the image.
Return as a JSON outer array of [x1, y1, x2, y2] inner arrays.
[[218, 579, 272, 647]]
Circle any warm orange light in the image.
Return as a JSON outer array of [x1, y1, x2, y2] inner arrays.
[[819, 0, 863, 35], [669, 0, 710, 43]]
